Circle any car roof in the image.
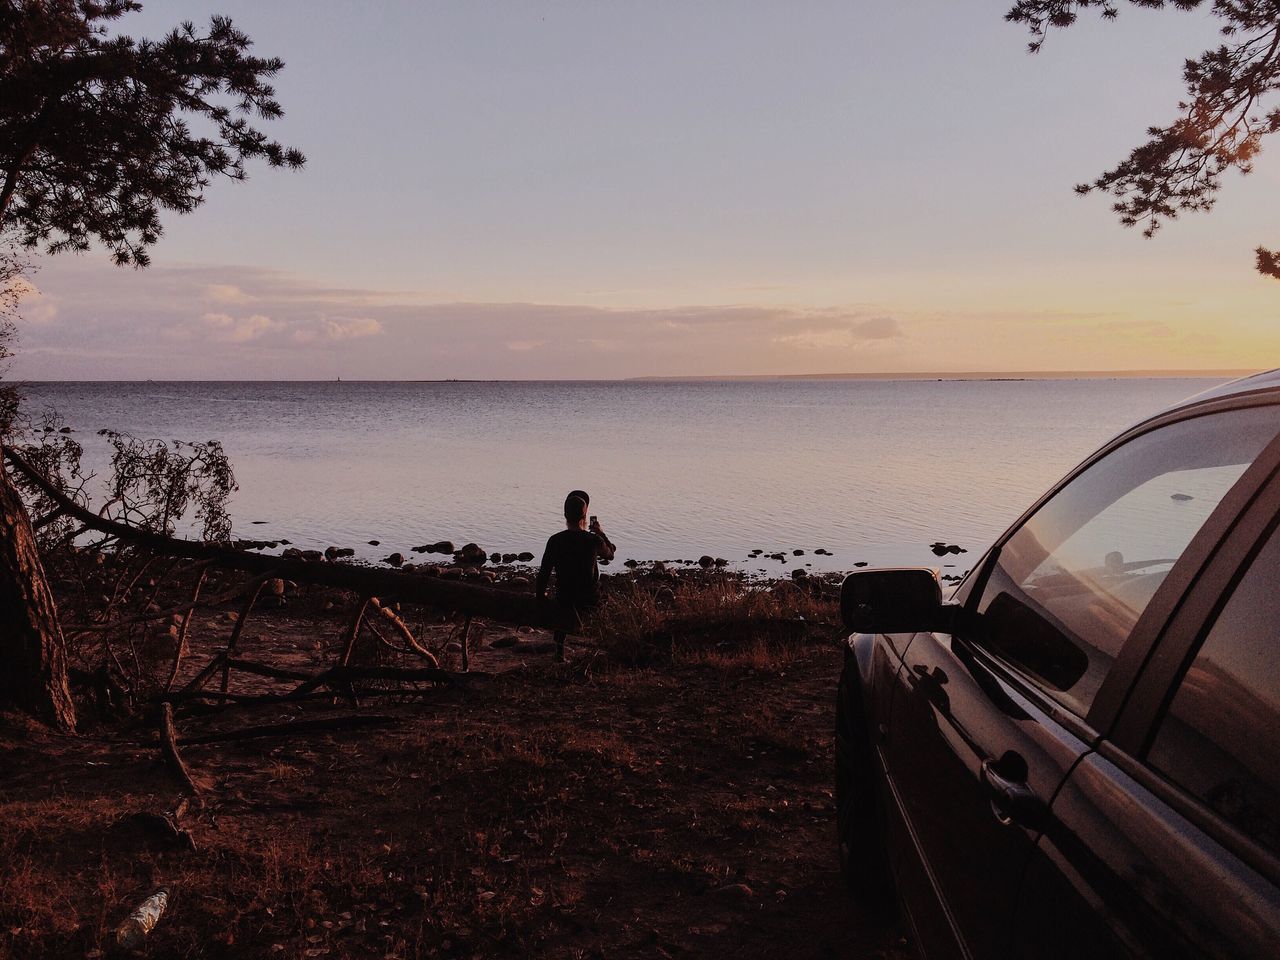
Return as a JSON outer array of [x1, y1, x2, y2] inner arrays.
[[1171, 368, 1280, 412]]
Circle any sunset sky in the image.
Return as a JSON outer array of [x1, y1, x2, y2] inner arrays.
[[9, 0, 1279, 380]]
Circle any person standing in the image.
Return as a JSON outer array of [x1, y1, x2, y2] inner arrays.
[[536, 491, 616, 661]]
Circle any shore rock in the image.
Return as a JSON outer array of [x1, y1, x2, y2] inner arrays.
[[458, 543, 487, 565], [517, 551, 535, 562], [368, 540, 381, 546], [384, 553, 405, 567], [698, 555, 714, 568]]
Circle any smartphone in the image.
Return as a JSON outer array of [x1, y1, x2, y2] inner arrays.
[[590, 515, 598, 525]]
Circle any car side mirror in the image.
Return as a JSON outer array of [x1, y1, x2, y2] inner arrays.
[[841, 568, 946, 634]]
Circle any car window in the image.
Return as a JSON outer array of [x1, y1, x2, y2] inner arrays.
[[1147, 518, 1280, 858], [973, 406, 1278, 718]]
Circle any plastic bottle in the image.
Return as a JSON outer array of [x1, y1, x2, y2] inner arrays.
[[115, 887, 170, 949]]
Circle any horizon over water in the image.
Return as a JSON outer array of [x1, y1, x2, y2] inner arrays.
[[18, 377, 1230, 575]]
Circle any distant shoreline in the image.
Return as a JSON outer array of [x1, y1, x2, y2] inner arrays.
[[625, 369, 1262, 382], [14, 369, 1263, 385]]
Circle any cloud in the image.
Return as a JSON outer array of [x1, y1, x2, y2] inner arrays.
[[293, 317, 384, 344], [204, 283, 252, 304], [166, 312, 283, 343], [773, 315, 902, 349], [204, 312, 281, 343], [10, 276, 58, 325], [11, 260, 921, 379]]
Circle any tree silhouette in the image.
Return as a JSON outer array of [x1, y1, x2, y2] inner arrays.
[[0, 0, 304, 730], [1007, 1, 1280, 278], [1, 0, 305, 265]]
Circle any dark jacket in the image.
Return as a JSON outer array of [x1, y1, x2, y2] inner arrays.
[[536, 528, 616, 610]]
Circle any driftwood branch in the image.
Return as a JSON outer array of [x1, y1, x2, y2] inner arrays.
[[177, 714, 399, 746], [64, 571, 274, 634], [158, 703, 199, 794], [164, 565, 208, 693], [291, 664, 456, 699], [222, 657, 314, 682], [459, 614, 473, 672], [370, 597, 440, 668], [221, 577, 273, 694]]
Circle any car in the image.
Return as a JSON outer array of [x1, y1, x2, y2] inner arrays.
[[835, 369, 1280, 960]]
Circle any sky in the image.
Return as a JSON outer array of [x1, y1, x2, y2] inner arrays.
[[8, 0, 1280, 379]]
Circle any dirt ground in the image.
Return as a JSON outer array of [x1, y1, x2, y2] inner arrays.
[[0, 579, 909, 960]]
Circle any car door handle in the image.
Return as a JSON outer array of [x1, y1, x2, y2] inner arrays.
[[981, 758, 1043, 829]]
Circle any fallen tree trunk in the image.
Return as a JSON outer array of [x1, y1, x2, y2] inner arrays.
[[6, 448, 574, 632]]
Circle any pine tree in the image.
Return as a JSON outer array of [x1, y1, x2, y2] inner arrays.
[[0, 0, 305, 729], [1008, 0, 1280, 278]]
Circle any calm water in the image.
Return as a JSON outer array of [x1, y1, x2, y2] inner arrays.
[[17, 378, 1224, 574]]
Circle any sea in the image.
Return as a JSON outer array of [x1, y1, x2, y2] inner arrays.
[[15, 378, 1229, 576]]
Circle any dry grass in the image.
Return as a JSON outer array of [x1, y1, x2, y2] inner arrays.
[[589, 574, 839, 667]]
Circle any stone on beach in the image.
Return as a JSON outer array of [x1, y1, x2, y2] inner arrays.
[[384, 553, 405, 567], [457, 543, 487, 565], [517, 552, 535, 562]]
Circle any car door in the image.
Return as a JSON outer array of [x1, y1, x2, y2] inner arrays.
[[1014, 447, 1280, 959], [882, 402, 1280, 960]]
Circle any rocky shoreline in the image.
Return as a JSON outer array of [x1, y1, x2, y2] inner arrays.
[[229, 534, 974, 589]]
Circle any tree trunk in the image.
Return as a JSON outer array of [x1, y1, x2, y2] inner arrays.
[[0, 450, 76, 731]]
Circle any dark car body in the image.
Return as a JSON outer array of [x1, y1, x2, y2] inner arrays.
[[836, 370, 1280, 960]]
